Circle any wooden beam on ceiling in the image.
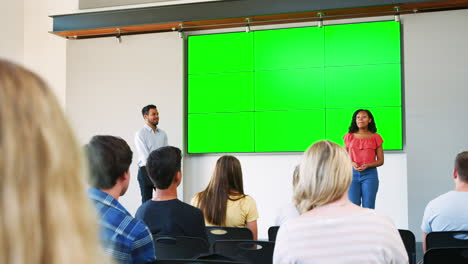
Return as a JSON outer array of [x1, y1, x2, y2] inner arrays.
[[50, 0, 468, 39]]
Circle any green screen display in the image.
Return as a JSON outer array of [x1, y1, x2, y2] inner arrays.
[[187, 21, 402, 153]]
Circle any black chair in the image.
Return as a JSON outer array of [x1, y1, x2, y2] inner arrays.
[[267, 226, 279, 242], [398, 229, 416, 264], [426, 231, 468, 251], [152, 259, 246, 264], [424, 248, 468, 264], [213, 240, 275, 264], [153, 236, 210, 259], [205, 227, 253, 246]]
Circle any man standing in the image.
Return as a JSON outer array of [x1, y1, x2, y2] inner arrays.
[[136, 146, 207, 241], [135, 104, 168, 203], [421, 151, 468, 252], [86, 135, 155, 264]]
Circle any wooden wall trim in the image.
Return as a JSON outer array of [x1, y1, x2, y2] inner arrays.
[[51, 0, 468, 39]]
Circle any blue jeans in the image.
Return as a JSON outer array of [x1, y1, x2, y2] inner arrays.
[[348, 167, 379, 209]]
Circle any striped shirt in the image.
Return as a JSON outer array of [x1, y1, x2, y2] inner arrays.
[[88, 188, 155, 264], [273, 209, 408, 264]]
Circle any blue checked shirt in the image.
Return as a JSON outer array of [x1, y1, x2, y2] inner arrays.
[[88, 188, 156, 264]]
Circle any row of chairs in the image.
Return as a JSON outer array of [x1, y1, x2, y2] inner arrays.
[[150, 227, 468, 264], [151, 249, 468, 264], [152, 227, 273, 264], [153, 237, 273, 264], [153, 260, 245, 264]]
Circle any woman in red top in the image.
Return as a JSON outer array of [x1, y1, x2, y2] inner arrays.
[[343, 109, 384, 209]]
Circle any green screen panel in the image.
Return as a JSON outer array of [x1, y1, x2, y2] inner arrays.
[[188, 112, 255, 153], [188, 72, 254, 113], [325, 21, 401, 66], [325, 108, 357, 147], [254, 27, 324, 70], [188, 32, 253, 74], [326, 64, 402, 108], [369, 107, 403, 150], [325, 107, 402, 150], [255, 110, 325, 152], [187, 21, 403, 153], [255, 68, 325, 111]]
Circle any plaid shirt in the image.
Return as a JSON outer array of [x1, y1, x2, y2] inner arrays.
[[88, 188, 155, 264]]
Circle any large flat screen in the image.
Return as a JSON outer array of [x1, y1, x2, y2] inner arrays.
[[187, 21, 402, 153]]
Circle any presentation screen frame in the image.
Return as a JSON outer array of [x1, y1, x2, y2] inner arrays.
[[185, 20, 405, 154]]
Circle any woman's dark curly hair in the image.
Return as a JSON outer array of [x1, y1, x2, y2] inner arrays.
[[348, 109, 377, 133]]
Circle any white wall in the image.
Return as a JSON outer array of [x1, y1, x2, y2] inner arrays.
[[403, 9, 468, 240], [22, 0, 73, 105], [0, 0, 73, 106], [0, 1, 24, 64], [0, 0, 211, 108], [51, 0, 222, 14], [66, 32, 184, 215], [66, 17, 409, 240]]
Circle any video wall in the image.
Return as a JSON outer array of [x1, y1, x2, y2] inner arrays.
[[187, 21, 402, 153]]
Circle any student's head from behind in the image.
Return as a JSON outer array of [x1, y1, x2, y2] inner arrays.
[[0, 59, 110, 264], [86, 135, 133, 196], [348, 109, 377, 133], [141, 104, 159, 126], [212, 155, 244, 194], [195, 155, 244, 226], [294, 140, 353, 213], [146, 146, 182, 190], [454, 151, 468, 183]]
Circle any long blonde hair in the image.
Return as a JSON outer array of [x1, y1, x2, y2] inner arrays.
[[294, 140, 352, 213], [0, 59, 110, 264]]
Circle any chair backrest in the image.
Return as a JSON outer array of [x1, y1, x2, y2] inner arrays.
[[213, 240, 275, 264], [424, 248, 468, 264], [398, 229, 416, 264], [153, 235, 210, 259], [205, 227, 253, 246], [267, 226, 279, 242], [152, 259, 246, 264], [426, 231, 468, 251]]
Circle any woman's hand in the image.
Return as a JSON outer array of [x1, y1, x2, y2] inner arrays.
[[359, 164, 368, 171], [355, 164, 368, 172], [352, 162, 360, 170]]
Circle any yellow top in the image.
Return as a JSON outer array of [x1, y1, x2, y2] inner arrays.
[[191, 194, 259, 227]]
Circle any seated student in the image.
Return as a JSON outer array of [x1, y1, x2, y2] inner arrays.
[[86, 136, 155, 264], [0, 59, 110, 264], [273, 140, 407, 264], [136, 146, 207, 241], [421, 151, 468, 252], [192, 155, 259, 240], [274, 166, 300, 226]]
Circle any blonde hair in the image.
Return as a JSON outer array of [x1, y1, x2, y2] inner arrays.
[[0, 59, 110, 264], [294, 140, 352, 213]]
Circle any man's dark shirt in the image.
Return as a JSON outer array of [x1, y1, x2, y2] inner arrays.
[[135, 199, 208, 241]]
